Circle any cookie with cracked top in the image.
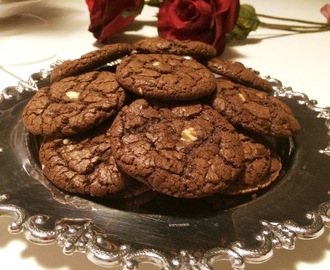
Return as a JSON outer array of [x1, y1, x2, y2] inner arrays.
[[133, 37, 217, 59], [115, 53, 217, 101], [205, 57, 273, 92], [38, 122, 131, 197], [50, 43, 132, 83], [22, 71, 126, 137], [220, 132, 275, 195], [222, 154, 282, 195], [109, 98, 245, 199], [208, 78, 301, 137]]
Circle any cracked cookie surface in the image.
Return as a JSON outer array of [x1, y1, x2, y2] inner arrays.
[[221, 132, 276, 195], [133, 37, 217, 58], [39, 122, 131, 197], [109, 99, 245, 198], [22, 71, 126, 137], [209, 78, 301, 137], [115, 53, 217, 101], [50, 43, 132, 83], [206, 57, 273, 92]]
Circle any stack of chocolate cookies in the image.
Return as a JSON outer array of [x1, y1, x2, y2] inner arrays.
[[22, 38, 301, 207]]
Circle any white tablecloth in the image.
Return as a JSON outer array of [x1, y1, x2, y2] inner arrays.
[[1, 0, 330, 269]]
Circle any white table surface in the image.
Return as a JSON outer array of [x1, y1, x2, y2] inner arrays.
[[1, 0, 330, 269]]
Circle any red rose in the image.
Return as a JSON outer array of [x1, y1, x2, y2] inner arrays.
[[157, 0, 240, 54], [86, 0, 143, 43]]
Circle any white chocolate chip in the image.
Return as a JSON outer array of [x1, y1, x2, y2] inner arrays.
[[152, 61, 160, 66], [137, 87, 144, 95], [256, 92, 266, 98], [238, 93, 247, 102], [66, 91, 80, 99], [181, 127, 198, 142], [62, 138, 70, 145]]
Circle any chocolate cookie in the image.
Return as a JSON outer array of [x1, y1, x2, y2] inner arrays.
[[220, 132, 273, 195], [225, 154, 282, 195], [133, 37, 217, 59], [206, 57, 273, 92], [50, 43, 132, 83], [115, 53, 217, 100], [266, 154, 282, 184], [109, 99, 245, 198], [22, 71, 126, 137], [209, 78, 301, 137], [38, 122, 131, 197]]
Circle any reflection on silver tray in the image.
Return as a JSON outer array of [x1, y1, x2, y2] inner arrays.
[[0, 68, 330, 270]]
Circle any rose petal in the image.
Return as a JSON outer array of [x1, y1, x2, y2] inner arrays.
[[157, 0, 239, 54], [86, 0, 143, 43], [321, 4, 330, 23]]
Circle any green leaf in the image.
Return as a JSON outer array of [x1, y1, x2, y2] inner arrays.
[[121, 3, 145, 19], [239, 4, 260, 31], [227, 4, 261, 41], [145, 0, 163, 7]]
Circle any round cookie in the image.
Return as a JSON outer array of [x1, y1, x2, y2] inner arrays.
[[133, 37, 217, 59], [205, 57, 273, 92], [220, 132, 273, 195], [22, 71, 126, 137], [208, 78, 301, 137], [115, 53, 217, 101], [38, 122, 131, 197], [223, 154, 282, 195], [266, 155, 282, 185], [109, 99, 245, 199], [50, 43, 132, 83]]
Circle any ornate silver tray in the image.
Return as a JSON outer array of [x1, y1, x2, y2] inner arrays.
[[0, 69, 330, 270]]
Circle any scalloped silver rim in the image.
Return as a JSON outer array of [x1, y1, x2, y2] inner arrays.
[[0, 68, 330, 270]]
